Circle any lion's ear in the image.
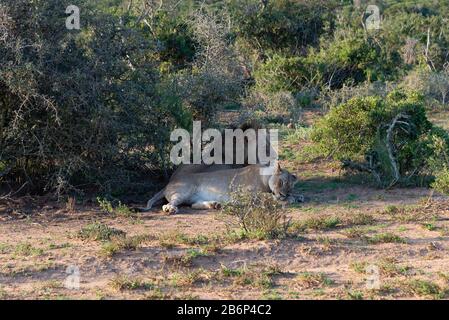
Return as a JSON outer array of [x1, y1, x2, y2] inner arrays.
[[274, 161, 281, 174]]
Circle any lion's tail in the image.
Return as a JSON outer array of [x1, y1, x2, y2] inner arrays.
[[140, 188, 166, 212]]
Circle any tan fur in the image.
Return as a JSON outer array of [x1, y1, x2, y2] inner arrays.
[[142, 162, 298, 214]]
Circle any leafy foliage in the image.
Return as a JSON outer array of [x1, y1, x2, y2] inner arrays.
[[0, 0, 189, 194], [312, 90, 449, 187]]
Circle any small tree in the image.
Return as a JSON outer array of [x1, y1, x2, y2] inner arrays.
[[177, 10, 246, 124], [428, 70, 449, 106]]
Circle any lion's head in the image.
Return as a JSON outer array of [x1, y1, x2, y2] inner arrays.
[[268, 162, 298, 201]]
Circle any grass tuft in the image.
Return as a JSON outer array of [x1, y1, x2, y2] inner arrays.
[[296, 272, 335, 288], [78, 222, 126, 241]]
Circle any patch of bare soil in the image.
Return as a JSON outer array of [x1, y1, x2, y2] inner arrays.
[[1, 178, 448, 300]]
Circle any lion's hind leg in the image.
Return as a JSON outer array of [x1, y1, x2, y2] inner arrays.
[[191, 201, 222, 210], [162, 194, 189, 214]]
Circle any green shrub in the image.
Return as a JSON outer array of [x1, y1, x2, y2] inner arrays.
[[432, 169, 449, 195], [312, 89, 449, 187], [254, 55, 306, 93], [0, 0, 190, 195], [302, 34, 387, 89], [78, 223, 126, 241], [152, 11, 197, 72], [230, 0, 328, 54], [245, 90, 302, 123], [311, 96, 383, 160]]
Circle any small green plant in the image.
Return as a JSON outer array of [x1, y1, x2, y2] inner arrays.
[[110, 276, 155, 291], [97, 198, 114, 214], [373, 258, 411, 277], [169, 269, 211, 288], [221, 189, 291, 240], [296, 272, 335, 288], [0, 286, 7, 299], [100, 241, 120, 257], [144, 288, 170, 300], [13, 243, 44, 257], [101, 234, 152, 257], [261, 290, 283, 300], [432, 168, 449, 195], [159, 232, 213, 248], [343, 227, 367, 239], [437, 272, 449, 283], [115, 202, 134, 218], [163, 254, 194, 268], [317, 236, 335, 246], [185, 248, 209, 259], [384, 205, 399, 214], [345, 213, 375, 226], [422, 223, 438, 231], [221, 264, 280, 289], [368, 233, 406, 244], [253, 274, 274, 289], [350, 261, 369, 274], [97, 198, 134, 218], [290, 216, 341, 232], [0, 243, 11, 254], [346, 290, 364, 300], [221, 265, 246, 277], [381, 204, 428, 222], [403, 279, 442, 298], [78, 222, 126, 241]]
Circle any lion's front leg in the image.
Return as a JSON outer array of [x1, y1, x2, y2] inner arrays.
[[191, 201, 222, 210]]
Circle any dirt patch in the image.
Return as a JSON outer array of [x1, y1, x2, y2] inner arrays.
[[1, 183, 448, 299]]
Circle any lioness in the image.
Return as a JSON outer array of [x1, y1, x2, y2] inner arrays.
[[144, 121, 277, 210], [141, 162, 299, 214]]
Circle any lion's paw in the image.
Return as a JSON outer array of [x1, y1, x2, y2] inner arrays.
[[162, 204, 178, 214], [285, 194, 305, 204], [212, 201, 222, 210]]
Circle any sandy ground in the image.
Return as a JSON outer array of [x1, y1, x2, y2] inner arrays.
[[1, 177, 448, 300]]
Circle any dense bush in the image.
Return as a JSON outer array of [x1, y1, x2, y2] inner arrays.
[[229, 0, 330, 55], [303, 35, 382, 89], [432, 169, 449, 195], [401, 68, 449, 109], [254, 55, 306, 93], [427, 133, 449, 195], [0, 0, 189, 194], [318, 81, 393, 111], [152, 11, 197, 73], [312, 90, 449, 187], [253, 32, 397, 94]]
